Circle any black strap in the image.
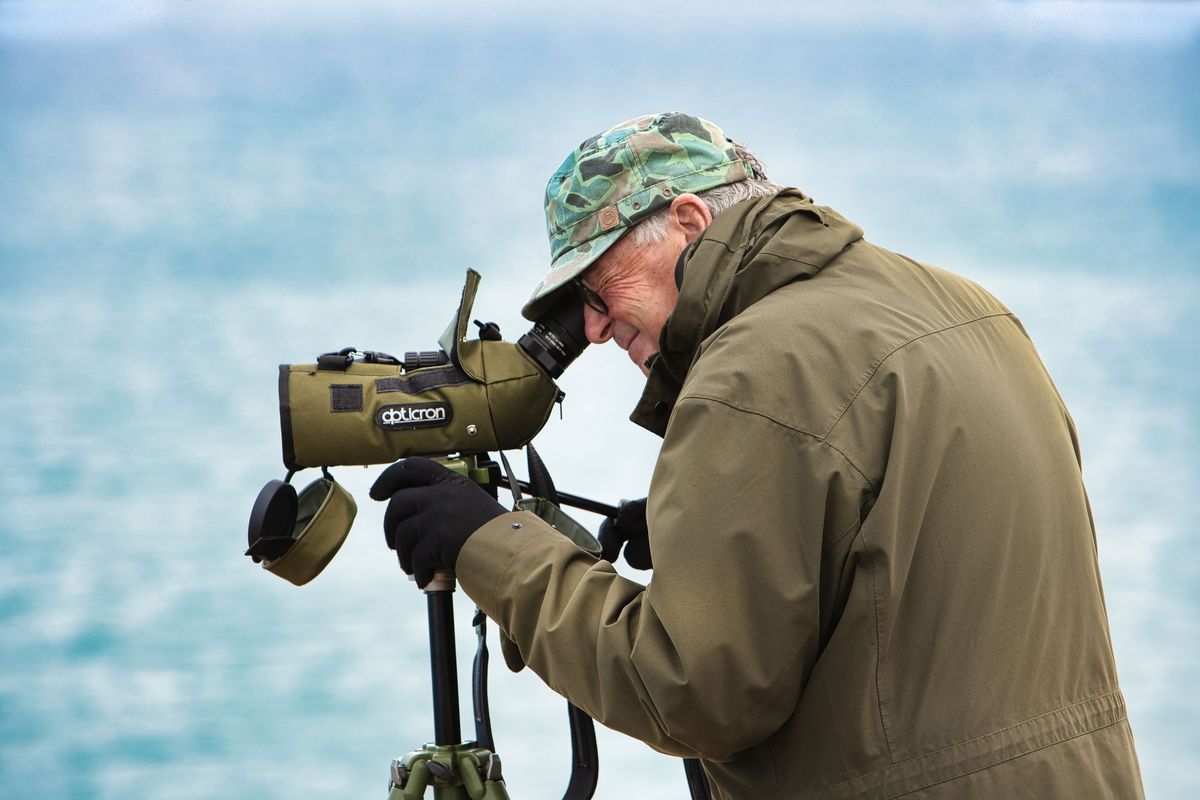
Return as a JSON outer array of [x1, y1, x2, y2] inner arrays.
[[471, 453, 508, 756], [526, 443, 558, 502], [471, 608, 495, 753], [525, 445, 599, 800], [316, 347, 356, 371], [683, 759, 712, 800], [498, 451, 523, 507], [563, 703, 599, 800]]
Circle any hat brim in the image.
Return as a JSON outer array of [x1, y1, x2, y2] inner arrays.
[[521, 226, 627, 321]]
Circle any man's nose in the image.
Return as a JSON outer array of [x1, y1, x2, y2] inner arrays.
[[582, 304, 613, 344]]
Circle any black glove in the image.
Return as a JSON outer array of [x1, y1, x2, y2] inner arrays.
[[598, 497, 652, 570], [369, 457, 507, 588]]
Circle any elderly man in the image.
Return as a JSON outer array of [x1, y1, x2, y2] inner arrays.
[[371, 113, 1144, 798]]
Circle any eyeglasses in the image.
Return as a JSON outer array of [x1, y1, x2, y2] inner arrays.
[[572, 278, 609, 316]]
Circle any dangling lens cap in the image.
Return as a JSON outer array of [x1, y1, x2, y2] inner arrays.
[[246, 479, 299, 562]]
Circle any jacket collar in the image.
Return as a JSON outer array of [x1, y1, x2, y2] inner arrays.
[[630, 189, 864, 435]]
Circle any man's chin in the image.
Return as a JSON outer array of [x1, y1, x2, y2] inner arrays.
[[632, 349, 658, 377]]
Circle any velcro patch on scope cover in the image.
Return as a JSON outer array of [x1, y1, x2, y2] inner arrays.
[[375, 365, 471, 395], [329, 384, 364, 412]]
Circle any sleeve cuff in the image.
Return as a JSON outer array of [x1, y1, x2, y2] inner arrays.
[[457, 510, 560, 617]]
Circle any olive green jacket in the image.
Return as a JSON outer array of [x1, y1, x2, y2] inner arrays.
[[458, 191, 1144, 798]]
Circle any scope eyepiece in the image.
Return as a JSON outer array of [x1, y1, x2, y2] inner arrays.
[[518, 294, 588, 379]]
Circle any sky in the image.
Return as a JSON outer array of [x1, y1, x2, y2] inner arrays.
[[0, 1, 1197, 798]]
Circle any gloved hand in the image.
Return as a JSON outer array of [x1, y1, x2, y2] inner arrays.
[[369, 457, 507, 588], [598, 497, 652, 570]]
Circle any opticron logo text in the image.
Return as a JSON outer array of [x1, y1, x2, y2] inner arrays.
[[375, 402, 452, 430]]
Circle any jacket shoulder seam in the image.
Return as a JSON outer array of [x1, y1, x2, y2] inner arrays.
[[823, 311, 1014, 439], [674, 393, 876, 491]]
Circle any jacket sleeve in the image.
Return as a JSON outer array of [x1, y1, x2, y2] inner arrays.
[[456, 395, 866, 761]]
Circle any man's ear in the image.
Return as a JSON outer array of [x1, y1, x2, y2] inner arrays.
[[670, 193, 713, 243]]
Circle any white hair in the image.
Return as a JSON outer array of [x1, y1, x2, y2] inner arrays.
[[629, 142, 786, 247]]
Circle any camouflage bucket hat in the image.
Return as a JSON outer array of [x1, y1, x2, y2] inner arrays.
[[522, 112, 755, 320]]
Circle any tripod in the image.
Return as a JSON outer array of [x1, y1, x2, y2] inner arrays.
[[385, 450, 709, 799], [387, 570, 509, 800]]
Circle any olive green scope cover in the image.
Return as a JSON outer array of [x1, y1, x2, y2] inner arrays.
[[280, 341, 559, 469], [260, 476, 357, 586], [279, 270, 561, 470]]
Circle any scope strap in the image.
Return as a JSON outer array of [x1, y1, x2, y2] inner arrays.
[[316, 346, 356, 371], [525, 444, 600, 800], [684, 758, 713, 799], [498, 451, 523, 507], [563, 702, 599, 800], [471, 452, 511, 756], [471, 608, 495, 753]]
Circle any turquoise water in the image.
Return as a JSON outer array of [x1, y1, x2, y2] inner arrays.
[[2, 3, 1197, 798]]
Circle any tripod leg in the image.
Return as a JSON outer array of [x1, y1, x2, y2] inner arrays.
[[426, 573, 462, 746]]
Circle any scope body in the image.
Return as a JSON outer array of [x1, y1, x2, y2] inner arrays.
[[277, 272, 588, 471], [281, 339, 559, 470]]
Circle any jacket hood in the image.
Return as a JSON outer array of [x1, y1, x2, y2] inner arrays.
[[630, 189, 864, 435]]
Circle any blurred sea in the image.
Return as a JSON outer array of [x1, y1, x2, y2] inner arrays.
[[1, 2, 1197, 798]]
